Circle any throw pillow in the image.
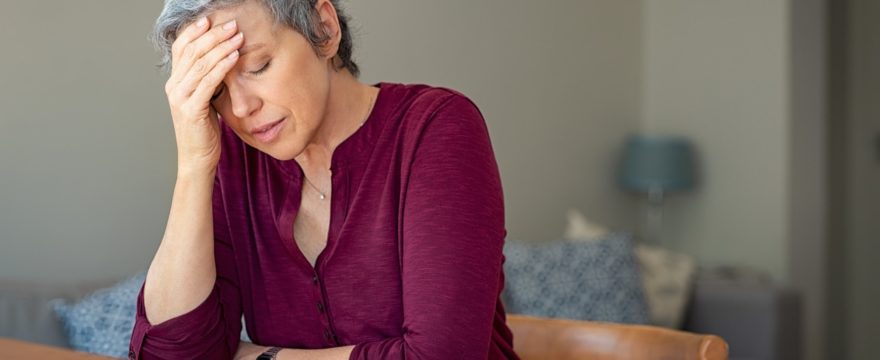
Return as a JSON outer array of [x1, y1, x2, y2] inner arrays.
[[51, 272, 146, 358], [562, 208, 611, 242], [634, 244, 697, 328], [502, 234, 649, 324], [52, 272, 253, 357]]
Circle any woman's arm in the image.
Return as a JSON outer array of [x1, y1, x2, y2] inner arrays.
[[143, 15, 243, 325], [131, 17, 247, 359], [130, 174, 244, 359], [349, 93, 508, 359], [143, 171, 217, 325]]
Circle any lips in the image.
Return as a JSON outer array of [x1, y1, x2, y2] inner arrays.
[[250, 118, 285, 135], [250, 118, 285, 144]]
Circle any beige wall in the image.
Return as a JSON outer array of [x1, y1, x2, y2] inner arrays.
[[0, 1, 170, 282], [0, 1, 643, 281], [641, 0, 791, 280]]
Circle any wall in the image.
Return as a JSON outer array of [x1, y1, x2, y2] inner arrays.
[[788, 1, 828, 360], [640, 0, 791, 280], [0, 1, 170, 283], [0, 1, 644, 282], [843, 0, 880, 358]]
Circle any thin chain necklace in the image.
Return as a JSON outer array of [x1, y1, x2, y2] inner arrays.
[[303, 175, 327, 200], [302, 92, 376, 200]]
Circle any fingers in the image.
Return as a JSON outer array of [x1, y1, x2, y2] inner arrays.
[[175, 31, 243, 100], [169, 19, 240, 87], [170, 17, 209, 71], [190, 50, 239, 107]]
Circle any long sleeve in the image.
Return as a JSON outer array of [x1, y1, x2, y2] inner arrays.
[[128, 177, 243, 360], [349, 94, 508, 359]]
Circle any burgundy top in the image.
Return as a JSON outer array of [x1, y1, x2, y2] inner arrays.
[[129, 82, 519, 360]]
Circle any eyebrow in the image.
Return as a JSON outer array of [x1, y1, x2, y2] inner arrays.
[[239, 42, 266, 56]]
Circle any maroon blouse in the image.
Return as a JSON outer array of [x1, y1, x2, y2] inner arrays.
[[129, 82, 519, 359]]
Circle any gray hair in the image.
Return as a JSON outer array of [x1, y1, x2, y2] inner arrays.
[[150, 0, 359, 77]]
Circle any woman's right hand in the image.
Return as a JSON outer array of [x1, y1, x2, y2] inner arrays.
[[165, 17, 243, 176]]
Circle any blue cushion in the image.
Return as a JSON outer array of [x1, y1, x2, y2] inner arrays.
[[502, 233, 650, 324], [52, 272, 252, 357], [51, 272, 146, 358]]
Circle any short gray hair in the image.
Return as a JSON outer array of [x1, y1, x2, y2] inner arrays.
[[150, 0, 359, 77]]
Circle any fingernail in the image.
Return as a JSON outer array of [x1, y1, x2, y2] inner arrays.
[[196, 17, 207, 28], [228, 50, 239, 60], [223, 20, 237, 30], [233, 32, 243, 42]]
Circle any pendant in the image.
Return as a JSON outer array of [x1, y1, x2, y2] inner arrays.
[[319, 193, 326, 200]]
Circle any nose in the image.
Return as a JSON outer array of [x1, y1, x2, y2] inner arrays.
[[226, 80, 262, 120]]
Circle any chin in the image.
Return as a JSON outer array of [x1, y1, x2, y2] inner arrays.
[[262, 138, 305, 161]]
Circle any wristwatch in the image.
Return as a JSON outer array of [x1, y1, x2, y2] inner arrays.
[[256, 346, 282, 360]]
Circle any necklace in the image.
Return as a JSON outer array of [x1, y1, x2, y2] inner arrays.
[[302, 92, 376, 200], [303, 175, 327, 200]]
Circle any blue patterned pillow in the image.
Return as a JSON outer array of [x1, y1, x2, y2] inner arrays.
[[52, 272, 253, 357], [502, 233, 650, 324], [51, 272, 146, 358]]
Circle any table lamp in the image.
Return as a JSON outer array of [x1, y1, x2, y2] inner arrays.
[[619, 134, 695, 245]]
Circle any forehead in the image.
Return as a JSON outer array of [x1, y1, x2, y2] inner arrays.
[[207, 0, 276, 38]]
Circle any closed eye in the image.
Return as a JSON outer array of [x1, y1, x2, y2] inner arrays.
[[211, 85, 225, 102], [250, 61, 271, 75], [211, 61, 270, 102]]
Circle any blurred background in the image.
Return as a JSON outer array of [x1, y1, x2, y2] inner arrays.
[[0, 1, 876, 359]]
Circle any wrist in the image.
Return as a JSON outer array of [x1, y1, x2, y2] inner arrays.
[[176, 164, 217, 181], [256, 346, 283, 360]]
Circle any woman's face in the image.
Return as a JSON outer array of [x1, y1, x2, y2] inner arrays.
[[205, 0, 335, 161]]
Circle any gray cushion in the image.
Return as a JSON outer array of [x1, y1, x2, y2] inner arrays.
[[502, 233, 650, 324]]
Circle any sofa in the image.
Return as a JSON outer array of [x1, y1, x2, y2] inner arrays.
[[0, 270, 799, 360]]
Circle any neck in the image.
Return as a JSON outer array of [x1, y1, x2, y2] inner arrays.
[[295, 69, 376, 172]]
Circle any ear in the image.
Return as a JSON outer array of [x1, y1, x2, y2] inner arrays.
[[314, 0, 341, 60]]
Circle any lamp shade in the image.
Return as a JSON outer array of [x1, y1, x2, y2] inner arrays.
[[619, 135, 695, 193]]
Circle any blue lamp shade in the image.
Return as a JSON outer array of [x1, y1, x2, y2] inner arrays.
[[619, 135, 695, 193]]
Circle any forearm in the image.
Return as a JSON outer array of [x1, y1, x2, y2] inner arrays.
[[143, 169, 218, 325], [235, 342, 354, 360]]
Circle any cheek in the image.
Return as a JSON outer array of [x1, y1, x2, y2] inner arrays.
[[280, 73, 331, 127]]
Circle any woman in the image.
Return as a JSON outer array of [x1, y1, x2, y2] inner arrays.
[[129, 0, 518, 359]]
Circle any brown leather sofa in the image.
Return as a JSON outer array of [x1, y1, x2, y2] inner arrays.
[[509, 314, 729, 360]]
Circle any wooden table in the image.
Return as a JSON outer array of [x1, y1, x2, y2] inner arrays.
[[0, 338, 114, 359]]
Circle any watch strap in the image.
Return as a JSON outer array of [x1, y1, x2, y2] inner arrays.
[[256, 346, 282, 360]]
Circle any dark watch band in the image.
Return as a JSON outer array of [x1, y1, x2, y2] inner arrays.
[[256, 346, 282, 360]]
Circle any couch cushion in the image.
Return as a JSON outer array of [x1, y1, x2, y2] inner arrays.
[[51, 272, 146, 358], [635, 244, 696, 328], [502, 234, 650, 324]]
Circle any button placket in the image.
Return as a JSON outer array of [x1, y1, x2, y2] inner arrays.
[[312, 266, 338, 346]]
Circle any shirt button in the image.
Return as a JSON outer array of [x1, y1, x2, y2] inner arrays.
[[317, 302, 325, 313], [313, 275, 319, 285]]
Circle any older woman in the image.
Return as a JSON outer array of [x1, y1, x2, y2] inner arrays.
[[128, 0, 518, 359]]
